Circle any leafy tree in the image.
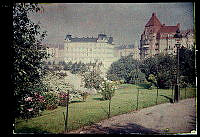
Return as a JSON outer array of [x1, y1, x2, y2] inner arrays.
[[41, 70, 81, 101], [148, 74, 157, 86], [179, 47, 196, 86], [12, 3, 48, 118], [82, 62, 103, 90], [140, 53, 176, 89], [69, 61, 88, 74], [99, 79, 117, 118], [99, 80, 116, 100], [107, 55, 145, 84]]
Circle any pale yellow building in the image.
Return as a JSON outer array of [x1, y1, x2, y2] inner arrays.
[[63, 34, 118, 72], [45, 43, 64, 64], [114, 42, 140, 60]]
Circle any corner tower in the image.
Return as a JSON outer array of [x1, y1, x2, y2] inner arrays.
[[140, 13, 162, 59]]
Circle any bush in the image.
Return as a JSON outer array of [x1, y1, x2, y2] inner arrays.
[[58, 92, 69, 107], [99, 80, 116, 100], [20, 92, 46, 119], [43, 92, 58, 110]]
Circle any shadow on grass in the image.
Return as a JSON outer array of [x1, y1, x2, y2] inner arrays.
[[137, 83, 152, 89], [93, 97, 105, 101], [84, 123, 160, 134], [15, 126, 52, 134], [160, 95, 174, 103], [70, 100, 83, 103]]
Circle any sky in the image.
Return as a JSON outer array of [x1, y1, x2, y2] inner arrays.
[[29, 3, 194, 47]]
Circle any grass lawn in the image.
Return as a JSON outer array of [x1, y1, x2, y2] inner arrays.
[[15, 84, 196, 134]]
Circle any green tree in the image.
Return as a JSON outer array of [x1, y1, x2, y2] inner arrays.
[[12, 3, 48, 118], [140, 53, 176, 89], [107, 55, 145, 84], [82, 62, 103, 90], [179, 47, 196, 86]]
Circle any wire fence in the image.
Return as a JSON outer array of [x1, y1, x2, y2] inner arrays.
[[15, 84, 196, 134]]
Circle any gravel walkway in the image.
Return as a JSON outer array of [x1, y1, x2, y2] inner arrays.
[[69, 98, 197, 134]]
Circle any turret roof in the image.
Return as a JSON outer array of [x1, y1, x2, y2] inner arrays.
[[145, 13, 162, 27]]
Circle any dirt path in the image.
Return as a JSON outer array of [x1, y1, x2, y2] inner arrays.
[[69, 98, 197, 134]]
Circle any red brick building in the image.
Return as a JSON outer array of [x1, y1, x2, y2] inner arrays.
[[140, 13, 194, 59]]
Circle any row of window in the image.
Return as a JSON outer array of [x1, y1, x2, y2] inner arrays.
[[65, 47, 113, 51], [65, 57, 114, 61]]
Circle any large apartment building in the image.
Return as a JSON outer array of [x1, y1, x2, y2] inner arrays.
[[114, 41, 140, 60], [63, 34, 117, 71], [140, 13, 194, 60]]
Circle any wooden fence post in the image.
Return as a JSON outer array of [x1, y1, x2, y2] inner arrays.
[[64, 91, 69, 133], [156, 86, 159, 105], [108, 99, 111, 118], [136, 88, 139, 110]]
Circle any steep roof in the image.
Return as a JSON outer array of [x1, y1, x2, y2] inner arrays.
[[70, 37, 98, 42], [158, 26, 179, 33], [145, 13, 162, 27]]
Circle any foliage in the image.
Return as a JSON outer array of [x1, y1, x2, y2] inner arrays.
[[140, 48, 196, 89], [41, 70, 81, 101], [63, 61, 73, 71], [179, 47, 196, 85], [15, 85, 196, 133], [70, 62, 88, 74], [82, 62, 104, 90], [99, 80, 116, 100], [42, 92, 58, 110], [148, 74, 157, 86], [58, 92, 68, 107], [60, 61, 89, 74], [12, 3, 49, 118], [19, 92, 46, 119], [107, 55, 146, 84], [140, 53, 176, 89]]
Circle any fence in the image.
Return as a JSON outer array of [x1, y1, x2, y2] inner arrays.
[[15, 84, 196, 133]]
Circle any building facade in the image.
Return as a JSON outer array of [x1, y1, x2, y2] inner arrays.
[[63, 34, 117, 72], [114, 41, 140, 60], [45, 43, 64, 64], [140, 13, 194, 60]]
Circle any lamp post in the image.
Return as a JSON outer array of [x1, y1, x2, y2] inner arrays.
[[174, 29, 182, 103]]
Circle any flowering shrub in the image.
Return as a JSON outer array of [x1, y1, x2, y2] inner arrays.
[[58, 92, 69, 107], [34, 93, 46, 111], [43, 92, 58, 110], [20, 92, 46, 119], [99, 80, 117, 100], [42, 70, 81, 102]]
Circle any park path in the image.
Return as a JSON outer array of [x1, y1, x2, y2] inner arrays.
[[69, 98, 197, 134]]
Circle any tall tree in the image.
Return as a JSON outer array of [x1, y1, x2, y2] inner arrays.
[[140, 53, 176, 89], [107, 55, 145, 84], [12, 3, 48, 118], [179, 47, 196, 86]]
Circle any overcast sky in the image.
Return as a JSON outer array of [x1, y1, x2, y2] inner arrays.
[[29, 3, 194, 46]]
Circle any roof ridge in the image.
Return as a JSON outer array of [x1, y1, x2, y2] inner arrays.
[[145, 13, 162, 27]]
